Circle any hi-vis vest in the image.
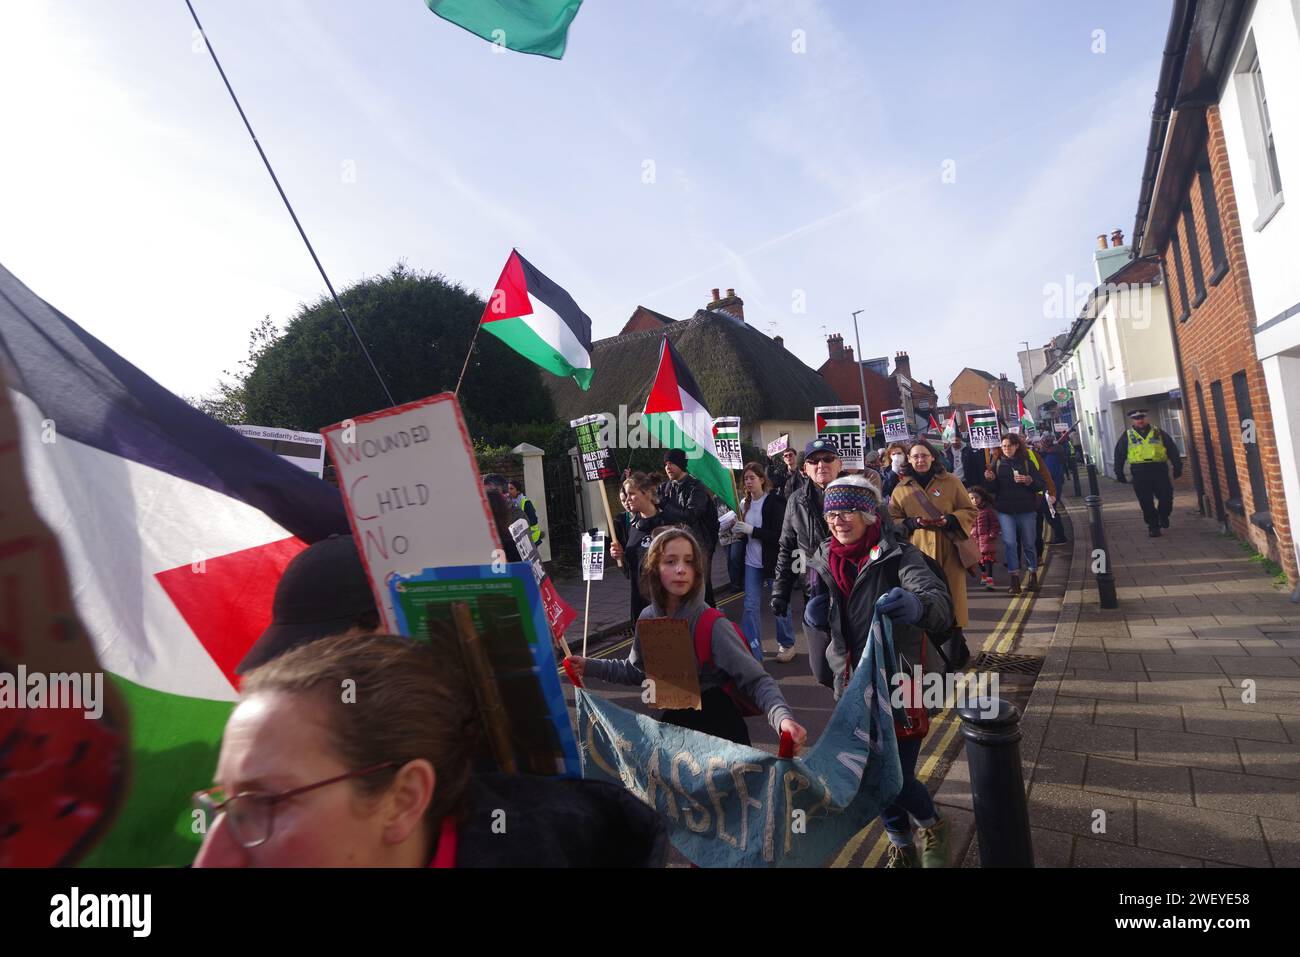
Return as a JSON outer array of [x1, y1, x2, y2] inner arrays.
[[1126, 428, 1168, 465], [518, 495, 542, 542]]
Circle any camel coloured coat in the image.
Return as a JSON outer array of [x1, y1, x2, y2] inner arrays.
[[889, 470, 977, 629]]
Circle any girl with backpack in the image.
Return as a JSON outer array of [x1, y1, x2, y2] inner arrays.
[[566, 527, 807, 752], [805, 475, 955, 867]]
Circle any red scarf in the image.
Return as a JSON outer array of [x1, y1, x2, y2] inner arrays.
[[827, 524, 882, 597]]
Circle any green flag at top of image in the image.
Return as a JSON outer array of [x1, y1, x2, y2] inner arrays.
[[425, 0, 584, 59]]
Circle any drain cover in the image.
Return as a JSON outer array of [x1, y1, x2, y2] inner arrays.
[[971, 652, 1044, 675]]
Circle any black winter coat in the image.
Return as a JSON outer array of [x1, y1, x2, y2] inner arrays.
[[983, 452, 1045, 514], [657, 473, 716, 551], [808, 519, 954, 700], [738, 492, 787, 578], [773, 480, 829, 602]]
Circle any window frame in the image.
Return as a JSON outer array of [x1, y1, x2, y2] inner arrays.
[[1196, 159, 1229, 285], [1181, 202, 1206, 307], [1169, 233, 1191, 322]]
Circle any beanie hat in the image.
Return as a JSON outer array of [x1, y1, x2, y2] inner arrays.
[[664, 448, 688, 471], [823, 474, 881, 515]]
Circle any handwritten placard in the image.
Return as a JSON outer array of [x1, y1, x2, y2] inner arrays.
[[638, 618, 702, 711], [321, 393, 499, 632]]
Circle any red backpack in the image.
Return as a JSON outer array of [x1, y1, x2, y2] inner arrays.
[[692, 608, 764, 717]]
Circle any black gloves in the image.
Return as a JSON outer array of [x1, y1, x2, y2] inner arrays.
[[771, 595, 789, 617]]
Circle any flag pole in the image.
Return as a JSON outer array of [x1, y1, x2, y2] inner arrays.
[[454, 323, 482, 397], [184, 0, 395, 409]]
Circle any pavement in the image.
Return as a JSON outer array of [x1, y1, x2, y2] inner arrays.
[[1008, 476, 1300, 868]]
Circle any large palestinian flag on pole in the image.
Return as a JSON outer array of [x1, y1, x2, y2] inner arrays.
[[642, 338, 737, 511], [0, 262, 349, 866], [481, 249, 594, 390]]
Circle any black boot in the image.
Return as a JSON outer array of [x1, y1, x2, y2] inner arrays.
[[1148, 525, 1161, 537], [1160, 516, 1170, 528]]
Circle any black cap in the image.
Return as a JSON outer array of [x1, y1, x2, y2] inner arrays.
[[235, 534, 377, 675], [803, 438, 841, 458]]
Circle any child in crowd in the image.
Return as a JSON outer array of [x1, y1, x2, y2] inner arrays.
[[969, 486, 1000, 591], [566, 527, 807, 751]]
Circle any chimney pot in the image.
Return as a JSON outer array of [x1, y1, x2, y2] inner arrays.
[[725, 288, 735, 298], [710, 288, 720, 302], [1110, 229, 1124, 247], [1097, 234, 1108, 250], [774, 335, 784, 348]]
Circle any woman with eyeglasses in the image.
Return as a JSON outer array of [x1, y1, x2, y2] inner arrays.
[[887, 439, 978, 669], [805, 475, 954, 867], [192, 631, 665, 867]]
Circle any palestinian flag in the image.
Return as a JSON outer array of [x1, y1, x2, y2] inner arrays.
[[643, 338, 737, 511], [1018, 394, 1036, 434], [928, 413, 941, 432], [481, 249, 594, 390], [0, 262, 349, 866], [816, 406, 862, 435], [942, 411, 958, 444], [425, 0, 583, 59]]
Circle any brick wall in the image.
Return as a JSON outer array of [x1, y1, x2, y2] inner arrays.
[[1163, 107, 1297, 581], [818, 357, 899, 421], [949, 370, 997, 407]]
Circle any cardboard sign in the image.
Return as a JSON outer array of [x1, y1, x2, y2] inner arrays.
[[231, 424, 326, 477], [815, 405, 864, 469], [581, 530, 606, 581], [712, 416, 743, 470], [766, 433, 790, 456], [880, 408, 910, 445], [321, 393, 499, 632], [637, 618, 702, 711], [571, 414, 616, 482], [388, 563, 581, 778], [967, 409, 1002, 450], [510, 519, 577, 642]]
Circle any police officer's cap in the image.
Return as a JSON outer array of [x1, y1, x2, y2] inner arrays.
[[1127, 409, 1149, 420]]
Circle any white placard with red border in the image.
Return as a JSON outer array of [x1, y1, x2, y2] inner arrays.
[[321, 393, 499, 632]]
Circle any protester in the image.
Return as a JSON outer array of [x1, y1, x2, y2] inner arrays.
[[768, 446, 803, 500], [864, 448, 882, 478], [1113, 409, 1183, 537], [718, 499, 745, 592], [882, 442, 909, 499], [805, 475, 954, 868], [1036, 436, 1070, 551], [983, 433, 1045, 594], [968, 486, 1000, 591], [197, 632, 666, 867], [734, 462, 796, 662], [484, 488, 524, 564], [772, 439, 844, 686], [942, 432, 983, 488], [507, 479, 542, 544], [888, 439, 976, 669], [235, 534, 381, 675], [657, 449, 720, 604], [608, 471, 682, 623], [568, 528, 808, 751]]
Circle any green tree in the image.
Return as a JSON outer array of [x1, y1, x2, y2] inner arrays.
[[204, 264, 556, 433]]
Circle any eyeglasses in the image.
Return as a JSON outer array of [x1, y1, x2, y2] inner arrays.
[[807, 456, 837, 465], [825, 511, 861, 523], [193, 762, 399, 849]]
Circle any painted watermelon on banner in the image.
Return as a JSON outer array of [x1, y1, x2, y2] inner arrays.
[[0, 261, 350, 866]]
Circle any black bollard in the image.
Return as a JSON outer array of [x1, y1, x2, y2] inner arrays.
[[958, 697, 1034, 867], [1070, 451, 1082, 498], [1084, 462, 1119, 609]]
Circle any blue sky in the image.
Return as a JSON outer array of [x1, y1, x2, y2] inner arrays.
[[0, 0, 1172, 407]]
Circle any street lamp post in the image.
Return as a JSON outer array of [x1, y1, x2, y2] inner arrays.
[[851, 309, 871, 447]]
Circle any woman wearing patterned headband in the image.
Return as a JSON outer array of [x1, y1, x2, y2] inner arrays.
[[806, 474, 954, 868]]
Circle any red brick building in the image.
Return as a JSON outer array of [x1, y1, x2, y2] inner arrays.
[[818, 334, 899, 445], [1133, 0, 1295, 581]]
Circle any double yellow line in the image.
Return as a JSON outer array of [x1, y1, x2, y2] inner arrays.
[[830, 547, 1052, 868]]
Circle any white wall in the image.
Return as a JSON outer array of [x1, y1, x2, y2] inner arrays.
[[1220, 3, 1300, 354], [1262, 352, 1300, 580]]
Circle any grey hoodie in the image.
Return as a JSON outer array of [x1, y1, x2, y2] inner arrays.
[[584, 594, 794, 733]]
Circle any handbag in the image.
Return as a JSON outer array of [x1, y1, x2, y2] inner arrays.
[[909, 484, 981, 572]]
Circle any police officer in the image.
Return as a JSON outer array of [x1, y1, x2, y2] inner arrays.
[[1113, 410, 1182, 537]]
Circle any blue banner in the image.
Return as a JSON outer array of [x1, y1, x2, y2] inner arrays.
[[577, 615, 905, 867]]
